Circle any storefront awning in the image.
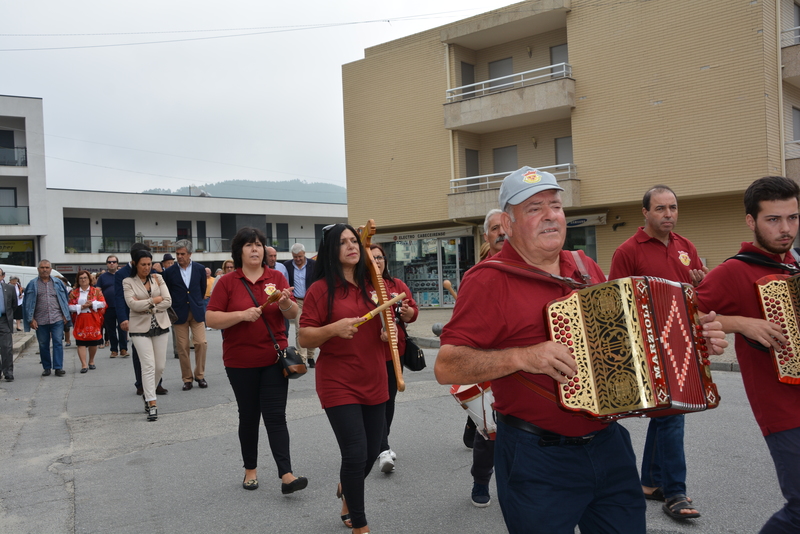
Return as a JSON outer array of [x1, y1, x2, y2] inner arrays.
[[373, 226, 475, 243], [566, 213, 606, 228]]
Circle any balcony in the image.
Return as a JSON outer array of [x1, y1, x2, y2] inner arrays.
[[63, 235, 320, 255], [782, 26, 800, 88], [0, 206, 30, 225], [0, 147, 27, 167], [448, 164, 579, 219], [444, 64, 575, 133]]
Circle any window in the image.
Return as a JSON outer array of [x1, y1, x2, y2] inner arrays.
[[0, 188, 16, 207], [0, 130, 13, 148], [461, 62, 475, 98], [550, 44, 569, 78], [493, 146, 518, 174], [488, 57, 513, 90], [196, 220, 206, 251], [177, 220, 192, 240], [64, 217, 91, 253], [102, 219, 135, 253], [795, 3, 800, 45], [276, 223, 289, 252], [555, 136, 574, 165], [793, 108, 800, 142], [466, 149, 480, 191], [564, 226, 597, 261]]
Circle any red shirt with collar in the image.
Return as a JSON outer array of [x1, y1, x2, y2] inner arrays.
[[695, 242, 800, 436], [301, 279, 389, 409], [207, 268, 292, 368], [441, 242, 608, 437], [609, 227, 703, 283]]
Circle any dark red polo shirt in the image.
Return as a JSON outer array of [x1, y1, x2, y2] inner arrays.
[[301, 279, 389, 409], [609, 227, 703, 283], [441, 243, 608, 437], [695, 242, 800, 436]]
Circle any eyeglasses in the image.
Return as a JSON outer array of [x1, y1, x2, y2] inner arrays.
[[107, 260, 118, 264], [372, 256, 386, 261]]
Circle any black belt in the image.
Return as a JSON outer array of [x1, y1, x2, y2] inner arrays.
[[496, 412, 597, 447]]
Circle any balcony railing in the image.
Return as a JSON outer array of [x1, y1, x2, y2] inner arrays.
[[450, 164, 577, 194], [0, 206, 30, 225], [0, 147, 27, 166], [782, 26, 800, 47], [64, 235, 319, 255], [446, 63, 572, 103]]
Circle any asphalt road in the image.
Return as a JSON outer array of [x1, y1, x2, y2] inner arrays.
[[0, 329, 786, 534]]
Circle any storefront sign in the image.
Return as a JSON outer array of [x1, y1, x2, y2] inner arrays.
[[0, 240, 34, 252], [566, 214, 607, 228], [374, 226, 475, 243]]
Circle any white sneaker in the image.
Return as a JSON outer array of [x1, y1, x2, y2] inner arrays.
[[388, 449, 397, 460], [378, 450, 395, 473]]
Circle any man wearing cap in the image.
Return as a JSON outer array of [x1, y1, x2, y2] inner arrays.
[[435, 167, 728, 533], [609, 185, 706, 520]]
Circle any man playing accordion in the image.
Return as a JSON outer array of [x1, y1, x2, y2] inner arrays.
[[695, 175, 800, 533], [435, 167, 728, 533]]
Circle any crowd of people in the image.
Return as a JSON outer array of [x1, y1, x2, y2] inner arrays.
[[4, 169, 800, 533]]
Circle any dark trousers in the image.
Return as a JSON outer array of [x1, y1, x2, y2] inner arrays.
[[103, 307, 128, 352], [380, 360, 399, 452], [761, 426, 800, 533], [0, 319, 12, 377], [640, 414, 687, 498], [495, 419, 645, 534], [225, 364, 292, 477], [326, 403, 386, 530], [472, 432, 495, 485]]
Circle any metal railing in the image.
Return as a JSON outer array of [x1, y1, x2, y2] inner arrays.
[[450, 164, 577, 194], [63, 235, 319, 255], [446, 63, 572, 103], [0, 206, 30, 225], [782, 25, 800, 47], [0, 147, 27, 166]]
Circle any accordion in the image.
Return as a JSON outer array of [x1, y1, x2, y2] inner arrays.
[[546, 276, 720, 421], [756, 273, 800, 384]]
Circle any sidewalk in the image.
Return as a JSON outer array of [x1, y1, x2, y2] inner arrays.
[[406, 308, 740, 373]]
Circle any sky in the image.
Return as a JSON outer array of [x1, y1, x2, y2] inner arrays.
[[1, 0, 513, 194]]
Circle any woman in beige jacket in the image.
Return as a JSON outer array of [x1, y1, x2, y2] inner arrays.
[[123, 249, 173, 421]]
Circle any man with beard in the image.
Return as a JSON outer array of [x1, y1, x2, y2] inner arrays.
[[609, 185, 705, 520], [695, 175, 800, 533]]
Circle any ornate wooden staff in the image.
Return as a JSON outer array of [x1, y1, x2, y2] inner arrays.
[[359, 219, 405, 392], [443, 280, 458, 300]]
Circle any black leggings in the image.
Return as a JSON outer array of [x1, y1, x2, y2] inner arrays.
[[325, 402, 386, 530], [226, 364, 292, 477], [380, 360, 399, 452]]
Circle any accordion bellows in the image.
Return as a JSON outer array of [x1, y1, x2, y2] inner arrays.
[[546, 276, 720, 421]]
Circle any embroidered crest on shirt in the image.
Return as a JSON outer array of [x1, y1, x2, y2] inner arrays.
[[264, 283, 277, 296], [370, 290, 379, 304], [522, 170, 541, 184], [678, 251, 691, 266]]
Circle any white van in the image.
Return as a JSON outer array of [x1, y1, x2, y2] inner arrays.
[[0, 264, 68, 287]]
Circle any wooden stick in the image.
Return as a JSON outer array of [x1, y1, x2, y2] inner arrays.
[[443, 280, 458, 300], [259, 288, 284, 309], [353, 292, 406, 327]]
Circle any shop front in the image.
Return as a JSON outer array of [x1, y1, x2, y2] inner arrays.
[[374, 227, 475, 308], [0, 239, 35, 266]]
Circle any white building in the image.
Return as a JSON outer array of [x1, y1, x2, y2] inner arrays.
[[0, 94, 347, 277]]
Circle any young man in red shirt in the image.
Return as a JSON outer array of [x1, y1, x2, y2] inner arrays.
[[695, 175, 800, 533], [609, 185, 706, 520], [436, 167, 728, 533]]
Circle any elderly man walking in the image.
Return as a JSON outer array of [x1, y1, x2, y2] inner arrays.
[[23, 260, 71, 376], [283, 243, 316, 367], [163, 240, 208, 390]]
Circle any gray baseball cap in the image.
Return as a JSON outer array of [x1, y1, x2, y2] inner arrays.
[[498, 166, 563, 210]]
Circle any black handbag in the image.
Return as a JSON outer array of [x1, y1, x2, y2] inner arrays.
[[240, 279, 307, 379], [399, 321, 426, 371], [166, 307, 179, 324]]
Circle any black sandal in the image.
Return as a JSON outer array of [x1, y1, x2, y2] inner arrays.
[[644, 487, 665, 501], [336, 484, 352, 528], [663, 494, 700, 520]]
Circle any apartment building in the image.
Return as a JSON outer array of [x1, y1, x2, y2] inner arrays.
[[343, 0, 800, 307], [0, 94, 347, 278]]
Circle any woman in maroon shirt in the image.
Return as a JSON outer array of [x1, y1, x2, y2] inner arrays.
[[299, 223, 388, 534], [368, 243, 418, 474], [206, 226, 308, 495]]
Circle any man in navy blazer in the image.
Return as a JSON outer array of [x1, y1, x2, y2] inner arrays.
[[116, 243, 167, 395], [283, 243, 317, 366], [163, 239, 208, 391]]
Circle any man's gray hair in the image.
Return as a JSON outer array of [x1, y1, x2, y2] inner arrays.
[[174, 239, 193, 254], [483, 209, 504, 234], [39, 259, 51, 267], [290, 243, 305, 255]]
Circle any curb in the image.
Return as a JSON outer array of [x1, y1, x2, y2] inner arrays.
[[411, 336, 741, 373], [12, 332, 36, 362]]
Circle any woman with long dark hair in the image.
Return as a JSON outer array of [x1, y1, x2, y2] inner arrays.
[[299, 223, 388, 534], [368, 243, 418, 473], [206, 226, 308, 495]]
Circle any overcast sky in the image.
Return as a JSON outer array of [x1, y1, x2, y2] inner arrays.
[[1, 1, 512, 193]]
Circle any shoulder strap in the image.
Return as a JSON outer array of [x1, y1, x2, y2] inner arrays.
[[474, 258, 589, 290], [728, 252, 800, 274], [512, 373, 558, 403], [570, 250, 593, 284], [239, 277, 281, 354]]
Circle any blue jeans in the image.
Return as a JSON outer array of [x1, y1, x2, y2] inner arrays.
[[36, 321, 65, 371], [640, 414, 687, 498], [761, 426, 800, 533], [494, 419, 645, 534]]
